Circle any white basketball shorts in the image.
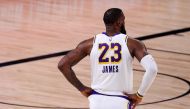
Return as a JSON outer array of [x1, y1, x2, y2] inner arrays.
[[88, 90, 131, 109]]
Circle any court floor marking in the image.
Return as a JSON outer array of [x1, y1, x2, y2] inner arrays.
[[0, 27, 190, 108], [0, 70, 189, 109], [0, 27, 190, 68], [147, 47, 190, 56], [134, 69, 190, 106]]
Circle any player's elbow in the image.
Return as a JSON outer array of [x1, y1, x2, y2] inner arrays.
[[141, 55, 158, 76], [148, 65, 158, 76], [58, 61, 64, 71], [58, 58, 69, 72], [58, 62, 63, 71]]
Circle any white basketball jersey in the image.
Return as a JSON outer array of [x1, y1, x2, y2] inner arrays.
[[90, 33, 133, 93]]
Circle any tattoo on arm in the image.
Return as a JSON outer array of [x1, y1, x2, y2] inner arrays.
[[133, 40, 148, 62]]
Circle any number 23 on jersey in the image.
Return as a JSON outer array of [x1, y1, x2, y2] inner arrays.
[[98, 43, 122, 64]]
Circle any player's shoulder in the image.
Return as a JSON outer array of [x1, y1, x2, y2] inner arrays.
[[94, 33, 105, 39], [127, 37, 147, 56], [76, 37, 94, 55], [127, 37, 145, 49], [77, 37, 93, 48]]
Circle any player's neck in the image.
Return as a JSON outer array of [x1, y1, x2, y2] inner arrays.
[[105, 26, 120, 36]]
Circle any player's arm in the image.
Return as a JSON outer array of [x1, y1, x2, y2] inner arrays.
[[131, 38, 158, 97], [125, 38, 158, 109], [58, 38, 93, 97]]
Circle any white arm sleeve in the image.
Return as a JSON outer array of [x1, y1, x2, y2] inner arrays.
[[138, 55, 158, 96]]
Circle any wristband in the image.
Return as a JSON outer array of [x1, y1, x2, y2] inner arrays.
[[78, 86, 86, 92], [136, 92, 143, 98]]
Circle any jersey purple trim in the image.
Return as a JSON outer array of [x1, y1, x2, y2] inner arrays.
[[102, 32, 121, 36], [91, 90, 130, 101]]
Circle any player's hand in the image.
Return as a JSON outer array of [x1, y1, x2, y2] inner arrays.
[[80, 86, 93, 97], [123, 92, 142, 109]]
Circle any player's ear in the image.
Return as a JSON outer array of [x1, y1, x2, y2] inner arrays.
[[115, 20, 122, 27]]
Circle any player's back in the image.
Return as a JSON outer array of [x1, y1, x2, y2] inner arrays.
[[90, 32, 133, 93]]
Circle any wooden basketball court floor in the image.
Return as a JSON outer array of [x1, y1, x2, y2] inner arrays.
[[0, 0, 190, 109]]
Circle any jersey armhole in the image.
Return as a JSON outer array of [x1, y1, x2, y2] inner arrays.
[[93, 35, 96, 44], [125, 35, 128, 43], [125, 35, 134, 59], [89, 35, 97, 57]]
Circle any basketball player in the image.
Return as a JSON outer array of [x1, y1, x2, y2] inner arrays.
[[58, 8, 158, 109]]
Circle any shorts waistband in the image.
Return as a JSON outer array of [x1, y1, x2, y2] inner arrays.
[[91, 90, 130, 101]]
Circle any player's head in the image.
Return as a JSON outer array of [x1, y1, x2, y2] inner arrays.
[[103, 8, 126, 34]]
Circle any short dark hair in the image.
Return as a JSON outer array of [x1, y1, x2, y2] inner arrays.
[[103, 8, 123, 25]]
